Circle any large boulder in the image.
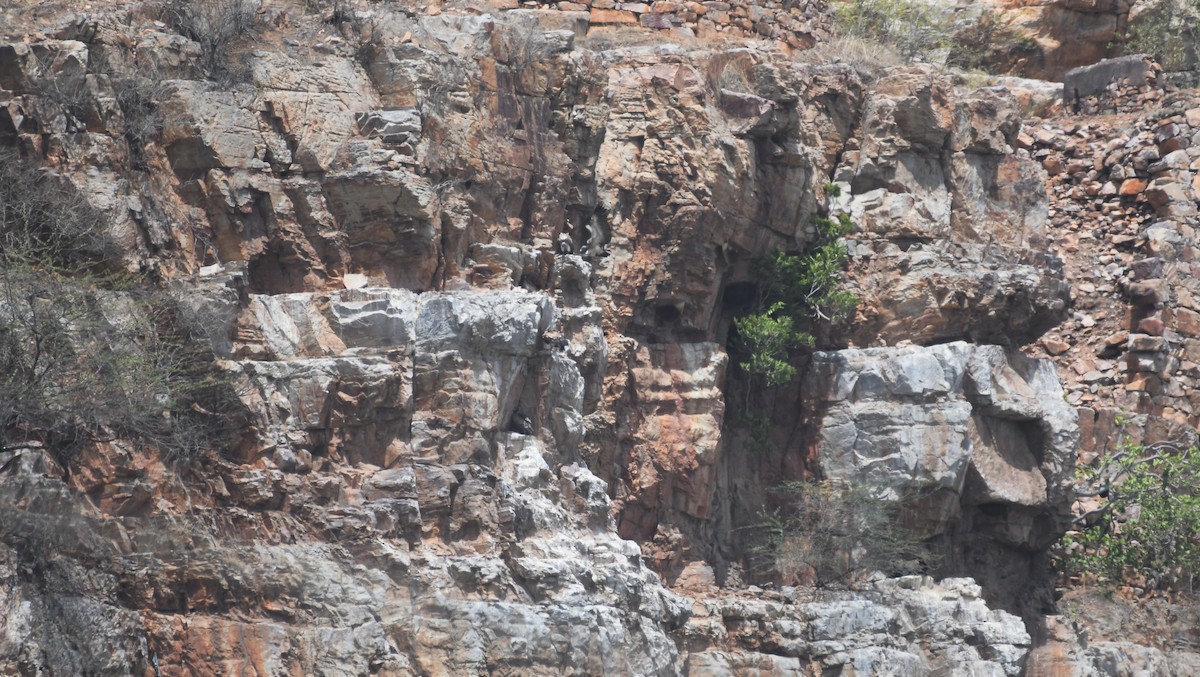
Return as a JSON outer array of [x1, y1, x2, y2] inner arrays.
[[805, 341, 1077, 545]]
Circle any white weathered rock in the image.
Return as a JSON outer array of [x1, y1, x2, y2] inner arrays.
[[682, 576, 1029, 677], [1078, 642, 1200, 677], [807, 342, 1077, 542]]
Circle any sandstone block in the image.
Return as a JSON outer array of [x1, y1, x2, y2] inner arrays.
[[1119, 177, 1147, 195], [589, 8, 638, 23], [1041, 338, 1071, 355], [1174, 307, 1200, 336]]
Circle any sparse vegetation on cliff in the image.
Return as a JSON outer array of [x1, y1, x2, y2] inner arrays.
[[161, 0, 263, 82], [751, 480, 935, 587], [1058, 440, 1200, 593], [0, 152, 234, 463], [1121, 0, 1200, 71], [831, 0, 954, 61], [0, 151, 114, 268], [946, 10, 1040, 72], [733, 213, 856, 387], [108, 70, 172, 169], [831, 0, 1044, 75]]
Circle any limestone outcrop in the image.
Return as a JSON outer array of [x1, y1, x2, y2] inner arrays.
[[0, 2, 1106, 675], [809, 343, 1076, 521], [684, 577, 1030, 676], [807, 342, 1077, 621]]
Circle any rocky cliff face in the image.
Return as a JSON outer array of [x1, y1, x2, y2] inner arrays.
[[0, 2, 1114, 675], [1028, 85, 1200, 452]]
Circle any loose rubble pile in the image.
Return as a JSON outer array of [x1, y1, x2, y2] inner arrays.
[[1064, 55, 1167, 116], [522, 0, 832, 48], [1023, 85, 1200, 455], [1010, 60, 1200, 670]]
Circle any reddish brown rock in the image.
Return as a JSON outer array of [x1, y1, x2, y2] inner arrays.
[[589, 8, 639, 23], [1173, 307, 1200, 336], [1137, 315, 1165, 335], [1104, 330, 1130, 347], [1042, 338, 1072, 355], [1119, 177, 1148, 196]]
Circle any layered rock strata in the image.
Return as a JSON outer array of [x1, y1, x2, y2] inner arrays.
[[0, 3, 1086, 674]]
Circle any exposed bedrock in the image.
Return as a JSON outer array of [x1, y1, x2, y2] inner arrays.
[[806, 342, 1078, 624], [834, 73, 1070, 347], [0, 6, 1086, 675]]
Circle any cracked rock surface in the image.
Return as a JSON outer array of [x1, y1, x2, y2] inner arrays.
[[0, 2, 1147, 675]]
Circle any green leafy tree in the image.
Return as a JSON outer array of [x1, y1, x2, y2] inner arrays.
[[1058, 440, 1200, 591], [734, 213, 856, 387], [734, 302, 808, 386]]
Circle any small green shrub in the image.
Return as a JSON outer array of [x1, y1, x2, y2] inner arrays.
[[1122, 0, 1200, 71], [731, 410, 772, 454], [757, 214, 856, 322], [832, 0, 954, 62], [733, 213, 856, 386], [751, 479, 935, 587], [1058, 441, 1200, 592]]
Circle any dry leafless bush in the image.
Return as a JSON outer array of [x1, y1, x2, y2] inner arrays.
[[945, 9, 1039, 73], [832, 0, 954, 61], [109, 73, 174, 169], [0, 149, 114, 268], [22, 51, 94, 133], [751, 479, 939, 587], [330, 3, 387, 66], [85, 50, 173, 169], [0, 151, 238, 464], [0, 269, 240, 464], [161, 0, 263, 84], [805, 34, 907, 77]]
